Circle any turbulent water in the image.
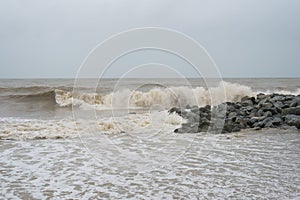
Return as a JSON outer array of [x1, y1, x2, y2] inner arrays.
[[0, 78, 299, 199]]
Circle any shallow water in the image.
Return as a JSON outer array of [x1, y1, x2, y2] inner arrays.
[[0, 129, 299, 199]]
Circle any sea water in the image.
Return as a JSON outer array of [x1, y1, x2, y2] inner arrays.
[[0, 78, 299, 199]]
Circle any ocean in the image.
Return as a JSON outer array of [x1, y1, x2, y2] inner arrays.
[[0, 78, 299, 199]]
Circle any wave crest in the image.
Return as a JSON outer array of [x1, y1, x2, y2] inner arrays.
[[54, 81, 253, 109]]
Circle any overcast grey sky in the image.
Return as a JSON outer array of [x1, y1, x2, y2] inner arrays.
[[0, 0, 299, 78]]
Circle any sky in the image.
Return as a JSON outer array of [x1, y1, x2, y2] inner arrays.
[[0, 0, 299, 78]]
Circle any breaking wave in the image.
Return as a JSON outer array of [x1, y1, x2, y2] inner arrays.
[[55, 81, 254, 109], [2, 81, 299, 111]]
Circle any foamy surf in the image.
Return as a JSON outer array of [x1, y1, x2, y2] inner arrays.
[[97, 111, 184, 134], [0, 118, 78, 140], [0, 111, 183, 140], [55, 81, 255, 109]]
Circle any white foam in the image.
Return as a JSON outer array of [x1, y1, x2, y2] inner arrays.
[[0, 118, 78, 140], [54, 81, 254, 109], [0, 111, 183, 139], [97, 111, 183, 134]]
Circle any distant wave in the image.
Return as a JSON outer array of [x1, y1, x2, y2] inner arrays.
[[1, 81, 299, 111]]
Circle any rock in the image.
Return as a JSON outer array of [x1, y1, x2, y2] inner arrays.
[[261, 102, 273, 109], [248, 117, 258, 127], [222, 118, 237, 133], [284, 114, 300, 129], [228, 112, 237, 118], [263, 111, 272, 117], [274, 101, 283, 108], [241, 96, 255, 104], [181, 110, 188, 116], [235, 117, 248, 129], [200, 112, 209, 119], [198, 121, 210, 132], [173, 94, 300, 134], [290, 101, 298, 107], [241, 100, 253, 107], [249, 109, 258, 117], [262, 108, 278, 115], [256, 109, 264, 117], [204, 105, 211, 110], [190, 106, 200, 114], [190, 123, 200, 132], [284, 95, 295, 101], [282, 106, 300, 115], [232, 126, 241, 132], [175, 123, 192, 133], [169, 107, 182, 115], [257, 93, 266, 101], [186, 112, 199, 123], [271, 95, 285, 102], [234, 102, 242, 109], [261, 117, 283, 128]]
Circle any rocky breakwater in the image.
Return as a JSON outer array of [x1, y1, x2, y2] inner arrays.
[[169, 93, 300, 133]]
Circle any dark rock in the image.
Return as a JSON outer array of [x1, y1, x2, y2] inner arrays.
[[262, 108, 278, 115], [281, 104, 290, 109], [191, 123, 200, 132], [282, 106, 300, 115], [235, 117, 248, 129], [257, 93, 266, 101], [274, 101, 283, 108], [261, 102, 273, 109], [249, 108, 258, 118], [284, 95, 295, 101], [200, 112, 209, 119], [284, 114, 300, 129], [271, 95, 285, 102], [228, 112, 237, 118], [261, 117, 283, 128], [169, 107, 182, 115], [173, 93, 300, 134], [181, 110, 188, 116], [241, 100, 253, 107], [241, 96, 255, 104], [263, 111, 273, 117], [198, 121, 210, 132], [248, 117, 259, 127], [234, 102, 242, 109], [175, 123, 193, 133], [256, 109, 264, 117], [232, 126, 241, 132], [186, 112, 199, 123], [204, 105, 211, 110], [290, 101, 298, 107], [190, 106, 200, 114]]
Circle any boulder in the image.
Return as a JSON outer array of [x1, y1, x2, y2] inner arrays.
[[169, 107, 182, 115], [282, 106, 300, 115], [257, 93, 266, 100], [241, 100, 253, 107], [271, 95, 285, 102], [284, 114, 300, 129]]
